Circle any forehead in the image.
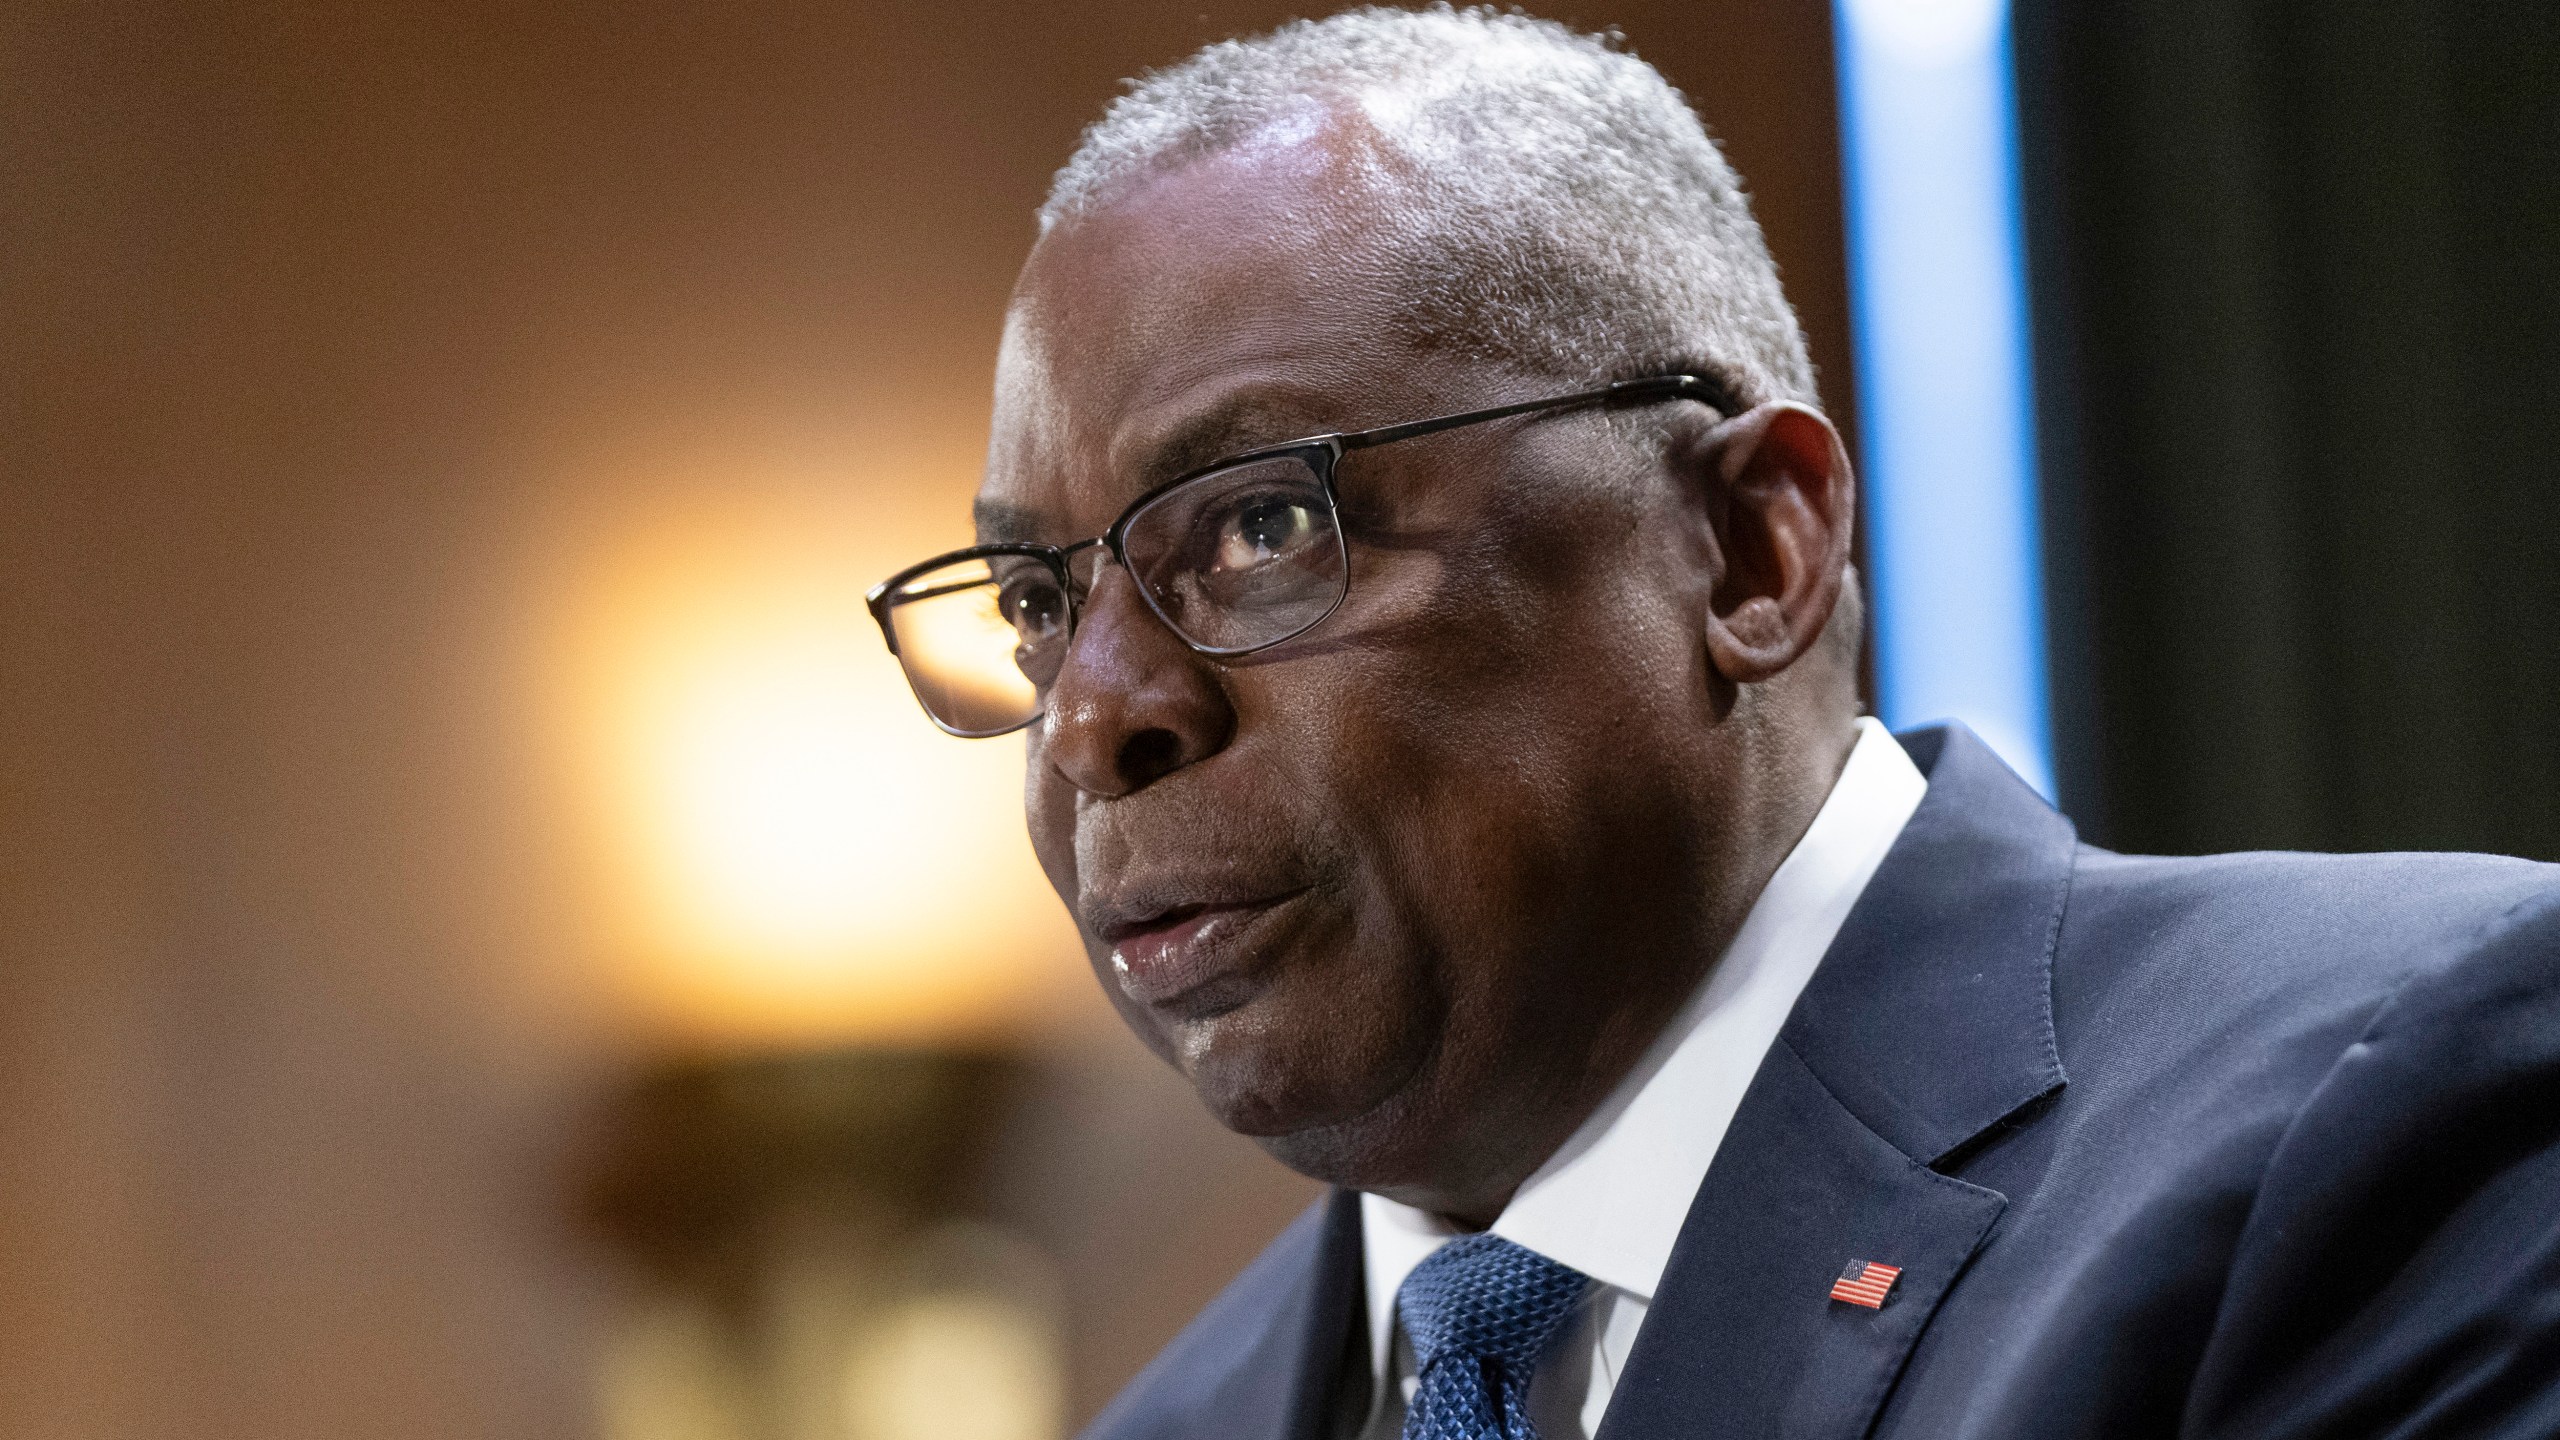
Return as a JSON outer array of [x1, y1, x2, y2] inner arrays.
[[979, 116, 1459, 540]]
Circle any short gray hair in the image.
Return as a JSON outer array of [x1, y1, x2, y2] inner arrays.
[[1039, 4, 1817, 408]]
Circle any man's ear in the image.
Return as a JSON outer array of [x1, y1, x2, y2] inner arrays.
[[1695, 401, 1854, 685]]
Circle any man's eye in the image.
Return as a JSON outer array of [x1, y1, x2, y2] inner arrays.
[[1214, 498, 1317, 571], [1001, 577, 1067, 636]]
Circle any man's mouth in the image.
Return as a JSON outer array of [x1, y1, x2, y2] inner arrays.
[[1096, 891, 1308, 1008]]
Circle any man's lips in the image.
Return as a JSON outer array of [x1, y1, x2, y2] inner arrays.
[[1097, 891, 1307, 1007]]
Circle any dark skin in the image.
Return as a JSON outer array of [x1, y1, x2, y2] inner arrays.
[[979, 115, 1860, 1227]]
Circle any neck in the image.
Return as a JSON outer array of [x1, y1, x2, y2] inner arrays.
[[1388, 703, 1862, 1229]]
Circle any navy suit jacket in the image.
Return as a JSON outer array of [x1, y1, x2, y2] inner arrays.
[[1082, 725, 2560, 1440]]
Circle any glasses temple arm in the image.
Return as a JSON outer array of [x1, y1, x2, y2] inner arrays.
[[1333, 374, 1739, 451]]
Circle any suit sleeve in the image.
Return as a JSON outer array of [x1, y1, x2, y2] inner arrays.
[[2184, 886, 2560, 1439]]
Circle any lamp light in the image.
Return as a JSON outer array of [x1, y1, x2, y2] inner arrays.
[[535, 437, 1081, 1440], [546, 475, 1080, 1050]]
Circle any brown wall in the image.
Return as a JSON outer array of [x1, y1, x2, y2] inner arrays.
[[0, 3, 1846, 1435]]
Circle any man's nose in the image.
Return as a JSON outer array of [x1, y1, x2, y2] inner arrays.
[[1041, 564, 1235, 798]]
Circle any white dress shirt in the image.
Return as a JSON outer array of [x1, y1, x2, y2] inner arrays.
[[1349, 717, 1928, 1440]]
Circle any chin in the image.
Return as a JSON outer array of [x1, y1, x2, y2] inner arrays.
[[1171, 997, 1437, 1188], [1248, 1099, 1439, 1193], [1115, 899, 1447, 1175], [1177, 1022, 1366, 1138]]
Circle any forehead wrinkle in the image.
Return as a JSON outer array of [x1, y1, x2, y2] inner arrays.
[[1012, 111, 1427, 402], [1124, 390, 1340, 488], [986, 118, 1449, 547]]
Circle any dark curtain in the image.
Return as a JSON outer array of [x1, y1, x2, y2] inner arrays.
[[2019, 0, 2560, 860]]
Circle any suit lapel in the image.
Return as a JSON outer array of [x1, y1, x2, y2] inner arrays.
[[1599, 725, 2076, 1440], [1598, 1041, 2008, 1439], [1780, 725, 2075, 1166]]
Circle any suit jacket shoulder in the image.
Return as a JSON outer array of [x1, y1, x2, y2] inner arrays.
[[2015, 844, 2558, 1217], [2181, 875, 2560, 1437], [2057, 842, 2555, 1060], [1885, 798, 2560, 1437]]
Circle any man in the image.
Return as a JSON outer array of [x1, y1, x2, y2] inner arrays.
[[866, 9, 2560, 1438]]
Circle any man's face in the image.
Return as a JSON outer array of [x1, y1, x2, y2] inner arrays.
[[979, 120, 1746, 1207]]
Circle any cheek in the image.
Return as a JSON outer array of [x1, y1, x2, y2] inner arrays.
[[1268, 659, 1564, 974], [1023, 731, 1079, 905], [1309, 588, 1698, 962], [1360, 729, 1570, 969], [1026, 738, 1182, 1059]]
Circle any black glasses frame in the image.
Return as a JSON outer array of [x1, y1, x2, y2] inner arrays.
[[867, 372, 1739, 736]]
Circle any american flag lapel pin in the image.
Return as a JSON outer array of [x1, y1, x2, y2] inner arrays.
[[1829, 1259, 1902, 1309]]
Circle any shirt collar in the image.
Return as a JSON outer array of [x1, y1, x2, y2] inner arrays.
[[1359, 717, 1928, 1381]]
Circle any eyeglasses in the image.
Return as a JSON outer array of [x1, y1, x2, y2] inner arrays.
[[867, 373, 1737, 737]]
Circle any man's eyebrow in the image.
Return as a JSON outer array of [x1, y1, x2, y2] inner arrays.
[[974, 394, 1339, 545], [972, 497, 1047, 544], [1134, 394, 1337, 490]]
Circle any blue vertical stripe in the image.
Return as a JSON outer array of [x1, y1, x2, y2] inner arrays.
[[1834, 0, 2053, 797]]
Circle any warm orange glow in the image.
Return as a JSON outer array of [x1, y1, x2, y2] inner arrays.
[[540, 434, 1084, 1050]]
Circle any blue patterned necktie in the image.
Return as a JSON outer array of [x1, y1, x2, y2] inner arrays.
[[1397, 1232, 1595, 1440]]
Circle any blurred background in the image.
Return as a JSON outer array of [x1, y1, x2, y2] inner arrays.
[[2, 2, 2551, 1439]]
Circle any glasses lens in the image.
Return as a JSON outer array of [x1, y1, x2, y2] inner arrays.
[[880, 553, 1068, 735], [1120, 454, 1346, 653]]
